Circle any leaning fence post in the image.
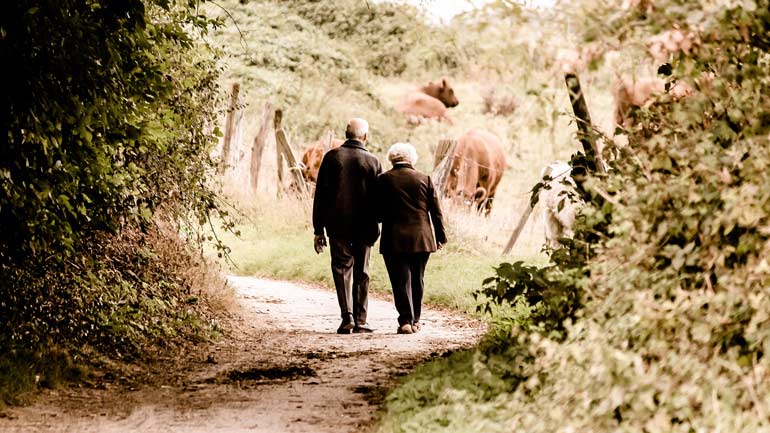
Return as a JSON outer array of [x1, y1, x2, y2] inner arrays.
[[275, 110, 285, 196], [219, 82, 241, 175], [324, 130, 334, 152], [274, 109, 309, 199], [564, 73, 605, 174], [431, 139, 458, 195], [503, 165, 554, 254]]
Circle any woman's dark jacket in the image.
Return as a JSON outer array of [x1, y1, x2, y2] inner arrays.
[[377, 163, 447, 254]]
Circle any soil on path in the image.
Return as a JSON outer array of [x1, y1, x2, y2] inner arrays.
[[0, 276, 484, 433]]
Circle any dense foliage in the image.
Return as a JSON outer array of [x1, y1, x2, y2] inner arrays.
[[285, 0, 464, 76], [0, 0, 228, 402], [380, 1, 770, 431]]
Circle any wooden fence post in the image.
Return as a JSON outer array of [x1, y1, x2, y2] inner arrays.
[[432, 139, 458, 195], [564, 73, 605, 174], [275, 110, 285, 196], [249, 101, 274, 192], [219, 82, 240, 174], [274, 109, 309, 199], [503, 75, 601, 254], [324, 130, 334, 152], [503, 165, 553, 254]]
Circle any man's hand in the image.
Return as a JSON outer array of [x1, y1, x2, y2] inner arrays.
[[314, 235, 327, 254]]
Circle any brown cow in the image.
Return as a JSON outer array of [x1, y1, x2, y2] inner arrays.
[[555, 44, 605, 74], [300, 137, 344, 184], [613, 76, 693, 128], [419, 78, 459, 108], [446, 129, 506, 215], [398, 78, 459, 125]]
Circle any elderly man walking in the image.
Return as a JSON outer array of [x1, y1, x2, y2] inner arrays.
[[313, 118, 382, 334]]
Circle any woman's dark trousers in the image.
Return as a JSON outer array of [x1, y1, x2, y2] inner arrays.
[[383, 252, 430, 326]]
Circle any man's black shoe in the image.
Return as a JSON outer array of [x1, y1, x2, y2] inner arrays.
[[353, 323, 374, 333], [337, 318, 354, 334]]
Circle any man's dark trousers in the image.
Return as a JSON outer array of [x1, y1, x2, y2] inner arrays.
[[383, 252, 429, 326], [330, 238, 371, 323]]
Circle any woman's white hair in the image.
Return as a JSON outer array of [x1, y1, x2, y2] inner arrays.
[[387, 142, 418, 166]]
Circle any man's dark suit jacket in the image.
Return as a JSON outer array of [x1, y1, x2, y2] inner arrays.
[[313, 140, 382, 246], [377, 163, 447, 254]]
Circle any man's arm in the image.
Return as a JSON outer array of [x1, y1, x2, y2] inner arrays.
[[312, 154, 331, 237]]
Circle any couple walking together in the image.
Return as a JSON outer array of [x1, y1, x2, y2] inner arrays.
[[312, 118, 447, 335]]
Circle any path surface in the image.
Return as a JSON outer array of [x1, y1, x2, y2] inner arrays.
[[0, 277, 484, 433]]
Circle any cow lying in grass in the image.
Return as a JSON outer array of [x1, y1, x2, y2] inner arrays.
[[398, 77, 459, 125]]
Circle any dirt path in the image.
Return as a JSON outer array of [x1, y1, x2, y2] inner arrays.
[[0, 277, 484, 433]]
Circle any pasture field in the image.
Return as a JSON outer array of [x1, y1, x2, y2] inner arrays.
[[204, 0, 622, 312]]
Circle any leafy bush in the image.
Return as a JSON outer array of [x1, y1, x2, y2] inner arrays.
[[481, 86, 520, 116], [0, 0, 230, 401], [285, 0, 463, 76]]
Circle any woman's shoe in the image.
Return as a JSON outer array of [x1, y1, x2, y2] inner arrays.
[[411, 322, 421, 333], [397, 323, 414, 334]]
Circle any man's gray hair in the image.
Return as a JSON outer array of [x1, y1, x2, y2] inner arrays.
[[387, 142, 418, 166], [346, 117, 369, 140]]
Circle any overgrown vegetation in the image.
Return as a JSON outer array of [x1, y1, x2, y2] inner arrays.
[[0, 0, 230, 404], [378, 1, 770, 431]]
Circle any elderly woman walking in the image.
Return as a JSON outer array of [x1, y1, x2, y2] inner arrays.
[[377, 143, 447, 334]]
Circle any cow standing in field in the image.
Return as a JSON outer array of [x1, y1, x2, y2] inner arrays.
[[397, 78, 459, 125], [446, 129, 506, 215], [300, 137, 345, 185], [539, 161, 578, 248]]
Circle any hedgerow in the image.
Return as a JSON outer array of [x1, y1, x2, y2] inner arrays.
[[0, 0, 230, 403]]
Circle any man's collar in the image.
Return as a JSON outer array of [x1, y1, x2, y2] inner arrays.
[[342, 139, 366, 150]]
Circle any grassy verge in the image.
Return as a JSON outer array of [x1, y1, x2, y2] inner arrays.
[[210, 197, 546, 314]]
